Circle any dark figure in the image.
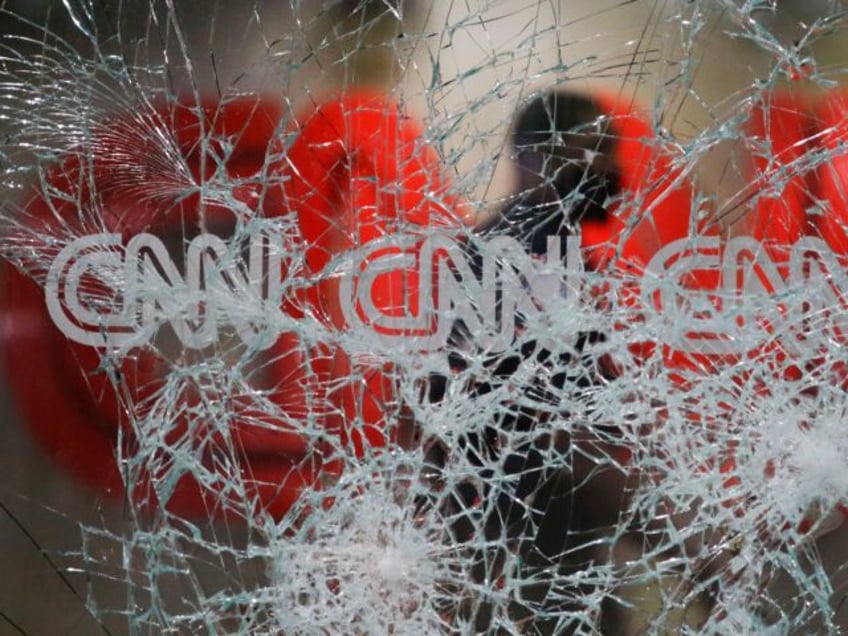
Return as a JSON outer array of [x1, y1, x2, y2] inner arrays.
[[425, 91, 631, 632]]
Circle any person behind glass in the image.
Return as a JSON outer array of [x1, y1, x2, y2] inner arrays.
[[429, 89, 693, 572]]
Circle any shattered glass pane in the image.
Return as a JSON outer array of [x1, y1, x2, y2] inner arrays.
[[2, 0, 848, 633]]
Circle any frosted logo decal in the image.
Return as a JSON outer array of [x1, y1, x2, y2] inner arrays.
[[45, 229, 283, 349], [45, 229, 848, 356]]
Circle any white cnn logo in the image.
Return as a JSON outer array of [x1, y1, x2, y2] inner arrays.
[[45, 230, 283, 350], [43, 229, 584, 353], [641, 235, 848, 356], [43, 228, 848, 357]]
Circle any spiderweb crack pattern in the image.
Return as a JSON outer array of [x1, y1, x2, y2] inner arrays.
[[2, 1, 848, 634]]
